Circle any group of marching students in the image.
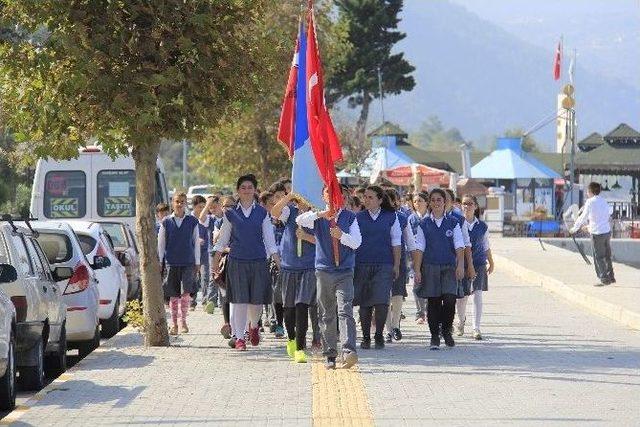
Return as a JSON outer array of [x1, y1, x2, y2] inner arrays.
[[155, 173, 494, 370]]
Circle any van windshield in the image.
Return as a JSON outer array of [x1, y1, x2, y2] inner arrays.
[[97, 170, 136, 217], [44, 171, 87, 219]]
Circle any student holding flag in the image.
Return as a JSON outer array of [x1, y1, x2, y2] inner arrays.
[[297, 186, 360, 370], [271, 192, 317, 363]]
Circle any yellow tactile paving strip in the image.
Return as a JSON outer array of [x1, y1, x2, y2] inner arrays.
[[311, 358, 374, 427]]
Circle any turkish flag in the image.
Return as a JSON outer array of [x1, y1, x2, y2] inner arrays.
[[306, 4, 343, 210], [553, 40, 562, 81]]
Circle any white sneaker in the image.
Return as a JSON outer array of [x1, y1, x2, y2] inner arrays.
[[455, 321, 465, 337], [473, 329, 482, 340]]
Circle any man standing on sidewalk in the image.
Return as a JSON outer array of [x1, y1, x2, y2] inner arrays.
[[570, 182, 615, 286]]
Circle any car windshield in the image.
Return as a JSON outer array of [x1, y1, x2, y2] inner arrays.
[[77, 234, 98, 256], [35, 232, 73, 264], [100, 223, 128, 248]]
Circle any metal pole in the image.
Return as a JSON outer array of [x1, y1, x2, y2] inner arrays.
[[377, 66, 385, 123], [569, 109, 576, 207], [182, 139, 187, 189]]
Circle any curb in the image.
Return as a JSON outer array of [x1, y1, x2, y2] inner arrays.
[[494, 254, 640, 331], [1, 326, 137, 425]]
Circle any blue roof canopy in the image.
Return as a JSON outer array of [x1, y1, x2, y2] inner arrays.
[[471, 137, 561, 179]]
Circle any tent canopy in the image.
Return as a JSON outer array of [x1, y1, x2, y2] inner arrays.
[[381, 163, 450, 187], [471, 138, 561, 180]]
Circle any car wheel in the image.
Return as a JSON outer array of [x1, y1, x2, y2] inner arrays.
[[0, 331, 16, 410], [18, 338, 45, 391], [100, 296, 120, 339], [78, 324, 100, 359], [45, 323, 67, 377]]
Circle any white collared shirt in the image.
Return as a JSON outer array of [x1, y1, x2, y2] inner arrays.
[[414, 213, 465, 252], [212, 202, 278, 256], [571, 195, 611, 235], [296, 209, 362, 250], [157, 213, 201, 265]]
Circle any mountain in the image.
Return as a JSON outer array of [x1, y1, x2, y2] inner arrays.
[[375, 1, 640, 151]]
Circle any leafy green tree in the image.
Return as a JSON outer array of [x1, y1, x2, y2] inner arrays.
[[0, 0, 277, 346], [409, 115, 466, 151], [503, 128, 540, 152], [328, 0, 415, 145], [190, 1, 346, 189]]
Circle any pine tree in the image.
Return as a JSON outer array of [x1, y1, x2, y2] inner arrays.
[[328, 0, 415, 145]]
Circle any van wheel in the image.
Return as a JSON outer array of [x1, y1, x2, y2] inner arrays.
[[45, 323, 67, 377], [78, 325, 100, 359], [19, 338, 45, 391], [0, 331, 16, 410], [101, 297, 120, 339]]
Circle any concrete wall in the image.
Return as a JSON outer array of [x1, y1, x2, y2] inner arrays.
[[542, 238, 640, 269]]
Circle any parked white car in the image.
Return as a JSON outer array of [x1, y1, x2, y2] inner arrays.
[[68, 222, 127, 338], [98, 221, 141, 300], [186, 184, 214, 207], [31, 221, 100, 357], [0, 282, 16, 410], [0, 219, 67, 390]]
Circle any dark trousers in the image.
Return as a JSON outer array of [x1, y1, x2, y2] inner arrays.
[[427, 294, 456, 338], [592, 232, 614, 281]]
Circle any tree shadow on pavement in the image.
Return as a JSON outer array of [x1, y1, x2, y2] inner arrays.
[[29, 380, 145, 409], [74, 350, 155, 371]]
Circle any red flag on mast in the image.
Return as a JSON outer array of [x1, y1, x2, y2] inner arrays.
[[306, 1, 344, 266], [553, 39, 562, 81], [306, 3, 343, 210]]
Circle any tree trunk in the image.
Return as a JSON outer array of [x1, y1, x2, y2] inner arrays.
[[132, 141, 169, 347], [258, 124, 269, 184], [355, 92, 371, 149]]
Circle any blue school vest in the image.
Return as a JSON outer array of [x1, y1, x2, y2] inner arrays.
[[420, 216, 458, 266], [468, 220, 489, 268], [355, 209, 396, 265], [226, 204, 268, 261], [281, 205, 315, 270], [195, 214, 209, 253], [163, 215, 199, 266], [315, 210, 357, 272]]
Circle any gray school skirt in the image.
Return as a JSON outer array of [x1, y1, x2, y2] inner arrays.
[[281, 269, 317, 308], [163, 265, 198, 298], [391, 262, 408, 297], [416, 263, 457, 298], [353, 263, 393, 307], [226, 258, 272, 305], [461, 264, 488, 296]]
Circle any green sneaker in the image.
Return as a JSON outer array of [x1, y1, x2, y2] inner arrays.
[[294, 350, 307, 363], [286, 339, 296, 358], [204, 301, 215, 315]]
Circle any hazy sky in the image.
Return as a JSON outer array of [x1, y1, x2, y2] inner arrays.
[[448, 0, 640, 87]]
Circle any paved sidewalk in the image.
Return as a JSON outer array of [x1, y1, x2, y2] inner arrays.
[[5, 269, 640, 426], [492, 236, 640, 330]]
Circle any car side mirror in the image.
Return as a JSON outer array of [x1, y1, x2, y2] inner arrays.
[[52, 266, 73, 281], [0, 264, 17, 283], [93, 255, 111, 270]]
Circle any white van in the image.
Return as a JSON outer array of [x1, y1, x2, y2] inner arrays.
[[30, 146, 170, 230]]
